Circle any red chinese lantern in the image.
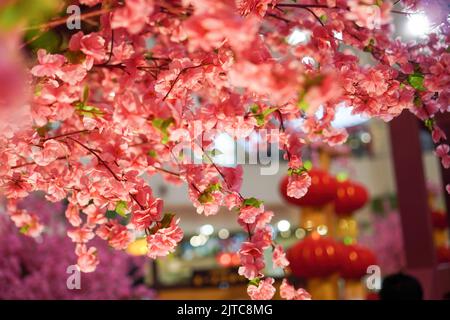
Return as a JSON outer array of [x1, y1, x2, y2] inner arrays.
[[339, 244, 376, 279], [436, 246, 450, 263], [287, 235, 342, 278], [334, 180, 369, 216], [279, 169, 338, 207], [431, 210, 448, 230], [366, 292, 380, 300]]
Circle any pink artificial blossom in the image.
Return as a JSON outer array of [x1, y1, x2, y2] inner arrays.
[[436, 144, 450, 169], [65, 203, 82, 227], [67, 226, 95, 243], [272, 244, 289, 269], [146, 218, 183, 259], [130, 198, 163, 230], [239, 204, 264, 224], [280, 279, 311, 300], [238, 242, 265, 279], [80, 33, 106, 62], [247, 277, 276, 300], [30, 49, 66, 78], [287, 172, 311, 199], [432, 127, 446, 144], [96, 221, 133, 250], [76, 245, 100, 273], [111, 0, 154, 34], [31, 140, 67, 167]]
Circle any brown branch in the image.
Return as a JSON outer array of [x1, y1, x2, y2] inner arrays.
[[66, 137, 121, 181], [151, 166, 181, 177], [276, 3, 329, 9], [65, 137, 146, 210], [391, 10, 418, 15], [22, 8, 112, 31], [129, 193, 145, 210], [277, 2, 415, 16], [103, 29, 115, 66], [266, 13, 291, 24], [11, 156, 67, 169], [276, 110, 292, 162], [303, 7, 325, 27], [162, 63, 210, 101], [43, 129, 91, 142]]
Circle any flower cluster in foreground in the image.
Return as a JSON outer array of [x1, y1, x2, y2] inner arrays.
[[0, 0, 449, 299]]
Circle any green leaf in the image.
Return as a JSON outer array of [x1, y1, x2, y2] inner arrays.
[[198, 183, 222, 204], [297, 99, 309, 112], [115, 201, 128, 217], [243, 197, 263, 208], [106, 210, 117, 219], [252, 107, 277, 126], [250, 104, 259, 114], [152, 117, 174, 144], [206, 182, 222, 193], [208, 149, 223, 157], [75, 102, 104, 118], [65, 50, 85, 64], [148, 150, 157, 158], [36, 123, 51, 137], [303, 160, 312, 170], [19, 225, 30, 234], [82, 86, 90, 104], [287, 167, 307, 176], [144, 52, 154, 60], [255, 114, 265, 126], [296, 75, 325, 112], [262, 107, 277, 117], [248, 278, 261, 287], [160, 213, 175, 229], [413, 94, 422, 107], [0, 0, 59, 31], [304, 74, 324, 89], [319, 14, 328, 23], [198, 192, 214, 204], [152, 117, 174, 131], [363, 38, 375, 53], [424, 119, 434, 131], [202, 153, 213, 164], [408, 73, 426, 91], [28, 30, 61, 52]]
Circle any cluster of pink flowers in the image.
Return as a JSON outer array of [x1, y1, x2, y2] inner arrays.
[[279, 279, 312, 300], [234, 196, 299, 299], [247, 278, 312, 300], [359, 210, 406, 275], [0, 0, 449, 299], [146, 218, 183, 259], [0, 195, 155, 299]]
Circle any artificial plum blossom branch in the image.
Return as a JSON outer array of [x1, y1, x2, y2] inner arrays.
[[1, 0, 449, 300]]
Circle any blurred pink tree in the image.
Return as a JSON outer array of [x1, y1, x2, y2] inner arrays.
[[0, 194, 155, 299], [360, 210, 406, 275]]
